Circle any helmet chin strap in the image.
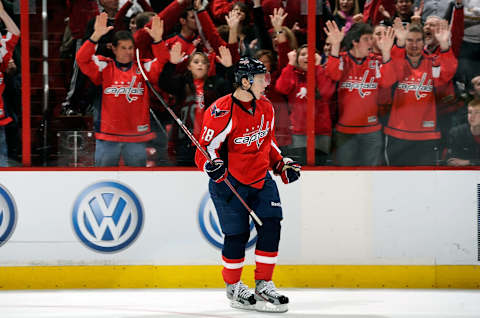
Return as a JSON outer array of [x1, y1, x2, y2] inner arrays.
[[241, 82, 258, 100]]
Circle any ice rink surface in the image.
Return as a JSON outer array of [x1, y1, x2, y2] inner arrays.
[[0, 288, 479, 318]]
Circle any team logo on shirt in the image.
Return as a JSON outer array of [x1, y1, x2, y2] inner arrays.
[[0, 184, 17, 248], [397, 73, 433, 100], [104, 76, 145, 103], [210, 104, 230, 118], [340, 70, 378, 98], [234, 114, 269, 149]]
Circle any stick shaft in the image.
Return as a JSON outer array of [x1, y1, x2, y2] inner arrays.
[[136, 50, 263, 226]]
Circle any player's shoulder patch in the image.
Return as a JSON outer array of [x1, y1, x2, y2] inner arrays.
[[210, 103, 230, 118], [208, 95, 232, 119]]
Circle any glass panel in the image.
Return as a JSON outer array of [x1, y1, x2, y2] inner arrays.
[[10, 0, 479, 168]]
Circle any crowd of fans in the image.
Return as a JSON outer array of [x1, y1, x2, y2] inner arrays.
[[1, 0, 480, 167]]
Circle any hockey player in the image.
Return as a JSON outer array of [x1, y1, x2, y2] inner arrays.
[[195, 57, 300, 312], [76, 13, 169, 166]]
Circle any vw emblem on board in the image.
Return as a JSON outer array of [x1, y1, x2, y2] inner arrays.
[[198, 192, 257, 249], [0, 184, 17, 247], [72, 181, 144, 253]]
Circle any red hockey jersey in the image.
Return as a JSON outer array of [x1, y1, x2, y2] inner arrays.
[[76, 39, 169, 142], [325, 52, 393, 134], [384, 49, 458, 141], [0, 33, 19, 127], [195, 94, 283, 189]]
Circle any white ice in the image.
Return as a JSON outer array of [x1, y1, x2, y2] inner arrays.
[[0, 288, 479, 318]]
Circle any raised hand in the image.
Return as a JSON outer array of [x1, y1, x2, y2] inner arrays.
[[393, 17, 408, 46], [270, 7, 288, 32], [169, 42, 186, 64], [225, 9, 241, 30], [91, 12, 113, 42], [379, 5, 391, 19], [323, 20, 344, 46], [434, 19, 451, 50], [216, 46, 233, 67], [352, 13, 364, 23], [412, 0, 423, 24], [377, 26, 395, 62], [315, 52, 321, 66], [144, 16, 164, 42], [287, 49, 297, 66]]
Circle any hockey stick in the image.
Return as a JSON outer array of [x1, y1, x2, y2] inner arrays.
[[136, 49, 263, 226]]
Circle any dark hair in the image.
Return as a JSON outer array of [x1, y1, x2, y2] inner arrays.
[[180, 7, 194, 20], [232, 1, 251, 25], [408, 24, 424, 36], [342, 23, 373, 50], [255, 49, 277, 71], [112, 30, 134, 47], [135, 11, 156, 30], [394, 0, 413, 3]]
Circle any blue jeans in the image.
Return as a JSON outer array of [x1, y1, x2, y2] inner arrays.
[[334, 130, 384, 166], [0, 126, 7, 167], [95, 140, 146, 167]]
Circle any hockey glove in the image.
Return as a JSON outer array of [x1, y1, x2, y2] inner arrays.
[[205, 158, 228, 183], [273, 157, 301, 184]]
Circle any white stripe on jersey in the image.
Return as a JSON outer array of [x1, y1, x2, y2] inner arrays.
[[0, 32, 12, 63], [271, 140, 282, 156], [432, 65, 440, 78], [92, 55, 108, 72], [222, 260, 244, 269], [206, 118, 233, 163], [143, 58, 157, 72], [255, 254, 278, 264]]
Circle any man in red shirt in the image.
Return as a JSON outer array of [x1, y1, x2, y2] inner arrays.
[[324, 20, 395, 166], [384, 23, 457, 165], [195, 57, 300, 313], [76, 13, 169, 166]]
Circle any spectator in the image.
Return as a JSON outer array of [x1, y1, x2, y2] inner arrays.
[[457, 0, 480, 93], [255, 49, 291, 154], [159, 45, 234, 165], [375, 0, 418, 25], [276, 45, 336, 165], [363, 0, 396, 26], [0, 1, 19, 167], [414, 0, 456, 22], [60, 0, 99, 115], [228, 1, 256, 56], [76, 14, 169, 166], [332, 0, 363, 32], [384, 23, 457, 166], [132, 11, 156, 34], [135, 0, 191, 59], [114, 0, 153, 32], [261, 0, 306, 32], [324, 21, 395, 166], [446, 99, 480, 166], [210, 0, 253, 24]]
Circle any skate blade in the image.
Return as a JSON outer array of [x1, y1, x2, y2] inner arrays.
[[230, 300, 256, 311], [255, 300, 288, 313]]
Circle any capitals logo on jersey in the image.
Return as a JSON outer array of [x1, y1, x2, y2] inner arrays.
[[340, 70, 378, 98], [397, 73, 434, 100], [104, 76, 145, 103], [210, 104, 230, 118], [234, 114, 269, 149]]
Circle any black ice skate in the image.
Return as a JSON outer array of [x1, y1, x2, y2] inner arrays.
[[254, 280, 289, 312], [226, 281, 256, 310]]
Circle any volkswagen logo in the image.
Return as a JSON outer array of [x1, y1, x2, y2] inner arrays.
[[198, 192, 257, 249], [72, 181, 144, 253], [0, 184, 17, 247]]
